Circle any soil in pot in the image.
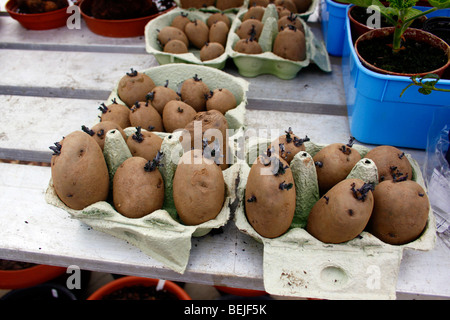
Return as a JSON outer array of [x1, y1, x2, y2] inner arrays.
[[101, 285, 179, 300], [356, 32, 448, 74]]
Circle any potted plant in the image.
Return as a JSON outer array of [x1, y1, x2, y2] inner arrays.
[[78, 0, 176, 37], [341, 1, 450, 149], [5, 0, 71, 30], [87, 276, 191, 300], [340, 0, 450, 76]]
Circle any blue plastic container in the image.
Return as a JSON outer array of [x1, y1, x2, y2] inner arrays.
[[341, 8, 450, 150], [321, 0, 349, 56]]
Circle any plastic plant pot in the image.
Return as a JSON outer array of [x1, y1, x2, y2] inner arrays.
[[341, 8, 450, 149], [5, 0, 71, 30], [79, 0, 174, 37], [87, 276, 192, 300], [0, 264, 67, 290], [320, 0, 350, 56], [423, 16, 450, 45]]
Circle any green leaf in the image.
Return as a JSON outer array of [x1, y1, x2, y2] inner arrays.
[[418, 87, 432, 95], [428, 0, 450, 9]]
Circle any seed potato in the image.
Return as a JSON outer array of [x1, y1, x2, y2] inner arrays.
[[271, 128, 309, 164], [117, 69, 156, 108], [50, 131, 109, 210], [364, 145, 413, 182], [126, 127, 163, 161], [180, 0, 215, 9], [172, 149, 225, 225], [216, 0, 244, 10], [164, 39, 189, 54], [207, 12, 231, 28], [206, 88, 237, 114], [236, 19, 264, 40], [234, 38, 263, 54], [180, 74, 210, 112], [129, 101, 164, 132], [157, 26, 189, 48], [313, 140, 362, 194], [98, 102, 131, 130], [306, 178, 374, 244], [147, 81, 180, 115], [209, 21, 229, 47], [185, 19, 209, 49], [113, 156, 164, 219], [367, 179, 429, 245], [245, 154, 296, 238], [171, 12, 190, 31], [200, 42, 225, 61], [273, 25, 306, 61], [162, 100, 197, 133]]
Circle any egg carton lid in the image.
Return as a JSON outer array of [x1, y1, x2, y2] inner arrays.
[[231, 134, 436, 299]]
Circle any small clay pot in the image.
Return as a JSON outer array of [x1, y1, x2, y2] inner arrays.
[[423, 17, 450, 45], [5, 0, 70, 30], [87, 276, 191, 300], [355, 27, 450, 77], [1, 283, 77, 300]]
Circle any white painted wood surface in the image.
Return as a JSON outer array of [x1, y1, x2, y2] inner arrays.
[[0, 2, 448, 298]]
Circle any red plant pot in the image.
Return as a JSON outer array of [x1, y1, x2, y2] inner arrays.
[[87, 276, 191, 300], [355, 27, 450, 77], [79, 0, 174, 38], [5, 0, 71, 30], [0, 264, 67, 290]]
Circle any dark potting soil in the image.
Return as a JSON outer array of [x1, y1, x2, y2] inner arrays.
[[357, 34, 448, 74], [101, 285, 179, 300], [0, 259, 37, 270]]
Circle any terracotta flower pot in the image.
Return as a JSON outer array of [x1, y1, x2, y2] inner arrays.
[[5, 0, 71, 30], [0, 264, 67, 289], [79, 0, 175, 38], [87, 276, 191, 300], [355, 27, 450, 77]]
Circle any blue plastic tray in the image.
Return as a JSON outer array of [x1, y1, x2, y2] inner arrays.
[[341, 8, 450, 150], [321, 0, 349, 56]]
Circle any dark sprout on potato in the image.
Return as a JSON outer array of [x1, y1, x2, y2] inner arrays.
[[177, 107, 184, 113], [314, 161, 323, 168], [279, 181, 293, 190], [284, 127, 294, 143], [350, 182, 374, 201], [274, 161, 289, 176], [81, 125, 95, 136], [202, 139, 223, 165], [49, 141, 62, 156], [98, 103, 108, 114], [144, 151, 164, 172], [126, 68, 138, 77], [390, 165, 408, 181], [293, 135, 310, 147], [193, 74, 202, 82], [111, 98, 118, 104], [97, 129, 105, 138], [398, 152, 405, 159], [247, 195, 257, 203], [132, 126, 144, 143], [146, 92, 155, 102], [323, 195, 329, 204]]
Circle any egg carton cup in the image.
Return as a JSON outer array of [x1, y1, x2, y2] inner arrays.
[[45, 64, 249, 274], [145, 8, 236, 69], [46, 128, 244, 274], [231, 135, 436, 299], [227, 4, 331, 79], [106, 64, 248, 131]]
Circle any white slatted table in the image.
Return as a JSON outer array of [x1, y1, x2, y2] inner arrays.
[[0, 2, 448, 299]]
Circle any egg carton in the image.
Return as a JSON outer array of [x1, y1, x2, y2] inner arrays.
[[145, 8, 236, 69], [227, 3, 331, 79], [231, 135, 436, 299], [145, 4, 330, 78], [45, 64, 249, 274], [174, 0, 246, 12]]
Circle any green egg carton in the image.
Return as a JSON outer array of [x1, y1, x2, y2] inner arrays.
[[228, 4, 331, 79], [231, 134, 436, 299], [45, 64, 249, 274], [145, 7, 236, 69]]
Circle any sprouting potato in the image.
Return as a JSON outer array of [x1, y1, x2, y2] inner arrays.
[[113, 153, 164, 219], [50, 131, 109, 210], [306, 178, 374, 244], [245, 149, 296, 238], [172, 149, 225, 225], [117, 69, 156, 108]]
